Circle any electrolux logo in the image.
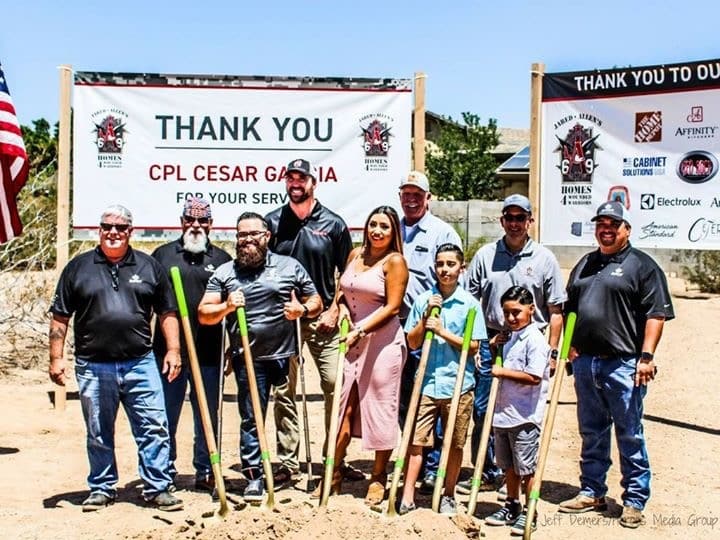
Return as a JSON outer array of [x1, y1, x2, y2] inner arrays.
[[640, 193, 655, 210], [640, 193, 700, 209]]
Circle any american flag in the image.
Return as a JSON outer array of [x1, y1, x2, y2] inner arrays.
[[0, 64, 29, 244]]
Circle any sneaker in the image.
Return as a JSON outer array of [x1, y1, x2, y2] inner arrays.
[[497, 483, 507, 501], [243, 478, 265, 502], [82, 492, 115, 512], [146, 491, 183, 512], [485, 500, 522, 526], [439, 495, 458, 515], [398, 500, 416, 515], [455, 478, 472, 495], [510, 510, 537, 536], [194, 473, 215, 493], [340, 462, 366, 482], [418, 474, 436, 495], [558, 494, 608, 514], [619, 505, 645, 528]]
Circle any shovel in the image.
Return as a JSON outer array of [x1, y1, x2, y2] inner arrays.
[[170, 267, 229, 518]]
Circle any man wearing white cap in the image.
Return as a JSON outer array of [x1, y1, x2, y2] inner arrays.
[[462, 193, 566, 496], [398, 170, 462, 492]]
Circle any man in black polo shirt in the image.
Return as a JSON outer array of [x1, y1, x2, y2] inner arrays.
[[152, 197, 232, 493], [198, 211, 322, 501], [265, 158, 353, 484], [49, 205, 183, 512], [559, 201, 674, 529]]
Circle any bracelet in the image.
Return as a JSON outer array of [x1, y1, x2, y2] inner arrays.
[[550, 349, 559, 360], [357, 327, 367, 338], [640, 351, 654, 362]]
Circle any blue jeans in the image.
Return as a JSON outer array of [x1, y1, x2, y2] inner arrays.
[[161, 362, 220, 478], [233, 356, 288, 480], [75, 353, 172, 498], [572, 354, 650, 510]]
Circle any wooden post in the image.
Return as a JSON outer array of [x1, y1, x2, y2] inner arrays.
[[528, 63, 544, 241], [413, 72, 426, 173], [54, 64, 72, 411]]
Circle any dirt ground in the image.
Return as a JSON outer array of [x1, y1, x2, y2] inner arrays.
[[1, 277, 719, 540]]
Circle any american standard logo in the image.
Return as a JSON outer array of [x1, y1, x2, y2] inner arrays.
[[553, 114, 603, 206], [622, 156, 667, 177], [688, 217, 720, 242], [634, 111, 662, 143], [638, 222, 678, 240], [675, 106, 719, 139], [676, 151, 718, 184], [640, 193, 700, 210]]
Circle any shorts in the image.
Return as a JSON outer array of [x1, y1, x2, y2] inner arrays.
[[494, 423, 540, 477], [412, 391, 473, 449]]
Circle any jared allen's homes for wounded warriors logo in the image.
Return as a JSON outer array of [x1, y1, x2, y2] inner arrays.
[[553, 117, 603, 207], [359, 113, 394, 172], [91, 109, 128, 169]]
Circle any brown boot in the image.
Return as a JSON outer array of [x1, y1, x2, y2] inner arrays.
[[364, 473, 387, 506], [310, 469, 342, 499]]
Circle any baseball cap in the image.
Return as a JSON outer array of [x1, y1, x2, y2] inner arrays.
[[399, 171, 430, 192], [591, 200, 628, 224], [502, 194, 532, 213], [183, 197, 212, 219], [285, 158, 317, 179]]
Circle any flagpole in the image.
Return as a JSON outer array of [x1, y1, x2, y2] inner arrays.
[[54, 64, 72, 412]]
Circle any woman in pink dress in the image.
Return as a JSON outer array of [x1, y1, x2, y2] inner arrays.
[[333, 205, 408, 505]]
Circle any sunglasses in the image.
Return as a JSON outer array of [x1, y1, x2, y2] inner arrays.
[[502, 213, 529, 223], [182, 215, 210, 225], [100, 222, 130, 233], [237, 230, 267, 240]]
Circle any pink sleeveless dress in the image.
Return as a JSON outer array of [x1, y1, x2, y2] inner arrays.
[[338, 256, 406, 451]]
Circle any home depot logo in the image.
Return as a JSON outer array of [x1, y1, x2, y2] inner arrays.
[[634, 111, 662, 143]]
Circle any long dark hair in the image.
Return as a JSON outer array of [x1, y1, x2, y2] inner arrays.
[[362, 205, 403, 255]]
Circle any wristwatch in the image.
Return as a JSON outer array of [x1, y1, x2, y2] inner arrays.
[[640, 351, 654, 361], [301, 304, 309, 318], [550, 349, 559, 360]]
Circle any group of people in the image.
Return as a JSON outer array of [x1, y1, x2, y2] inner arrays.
[[48, 160, 673, 533]]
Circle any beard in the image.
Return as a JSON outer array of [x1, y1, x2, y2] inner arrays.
[[236, 242, 267, 268], [183, 228, 208, 254]]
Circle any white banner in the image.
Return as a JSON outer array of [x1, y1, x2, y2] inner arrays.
[[72, 73, 412, 238], [540, 58, 720, 249]]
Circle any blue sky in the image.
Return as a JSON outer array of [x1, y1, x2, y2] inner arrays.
[[2, 0, 718, 129]]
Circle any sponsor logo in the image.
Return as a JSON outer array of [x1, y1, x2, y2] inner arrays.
[[607, 185, 630, 209], [621, 155, 667, 177], [553, 115, 603, 206], [640, 193, 700, 209], [204, 264, 216, 273], [359, 113, 394, 172], [91, 108, 128, 169], [638, 222, 679, 240], [634, 111, 662, 143], [570, 221, 595, 237], [676, 151, 718, 184], [687, 106, 704, 123], [128, 274, 142, 284], [675, 106, 719, 139], [610, 267, 624, 277], [711, 197, 720, 208], [688, 217, 720, 242]]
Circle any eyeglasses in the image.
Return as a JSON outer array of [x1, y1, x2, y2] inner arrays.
[[182, 215, 210, 225], [502, 213, 529, 223], [236, 230, 267, 240], [109, 264, 119, 291], [100, 222, 130, 233]]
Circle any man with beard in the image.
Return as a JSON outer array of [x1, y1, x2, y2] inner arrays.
[[49, 205, 183, 511], [559, 201, 674, 529], [198, 212, 322, 501], [152, 197, 232, 492], [265, 159, 354, 485]]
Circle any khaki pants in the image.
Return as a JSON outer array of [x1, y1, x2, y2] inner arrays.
[[273, 319, 339, 470]]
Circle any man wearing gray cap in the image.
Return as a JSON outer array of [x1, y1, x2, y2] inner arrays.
[[559, 201, 674, 529], [462, 193, 566, 497], [152, 197, 232, 493], [398, 170, 463, 492]]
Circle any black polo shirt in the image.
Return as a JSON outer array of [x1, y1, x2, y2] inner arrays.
[[152, 238, 232, 365], [566, 243, 675, 357], [50, 246, 177, 361], [265, 201, 352, 308], [206, 252, 317, 362]]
